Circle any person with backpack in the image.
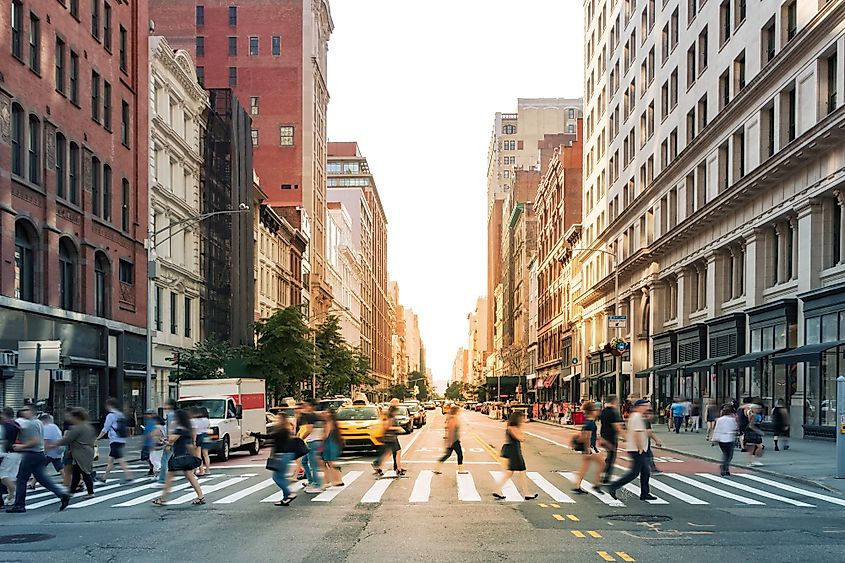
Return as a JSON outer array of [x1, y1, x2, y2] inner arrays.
[[96, 398, 133, 483]]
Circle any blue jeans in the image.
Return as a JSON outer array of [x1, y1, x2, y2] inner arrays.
[[302, 441, 322, 487], [271, 452, 295, 499], [158, 449, 173, 483], [14, 452, 66, 508]]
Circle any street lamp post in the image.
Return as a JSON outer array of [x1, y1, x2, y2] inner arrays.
[[145, 205, 250, 411]]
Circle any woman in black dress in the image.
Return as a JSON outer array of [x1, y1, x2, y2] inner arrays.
[[152, 409, 204, 506], [493, 412, 537, 501]]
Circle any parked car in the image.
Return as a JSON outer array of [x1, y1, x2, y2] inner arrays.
[[404, 402, 426, 427], [335, 403, 384, 451]]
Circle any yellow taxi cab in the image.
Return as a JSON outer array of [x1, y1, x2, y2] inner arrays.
[[335, 402, 384, 450]]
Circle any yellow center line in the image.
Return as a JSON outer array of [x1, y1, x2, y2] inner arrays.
[[597, 551, 616, 562], [571, 530, 587, 538], [552, 514, 565, 521], [587, 530, 602, 538], [567, 514, 580, 521], [616, 552, 636, 562]]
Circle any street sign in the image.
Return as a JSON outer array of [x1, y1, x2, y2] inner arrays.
[[608, 315, 627, 329]]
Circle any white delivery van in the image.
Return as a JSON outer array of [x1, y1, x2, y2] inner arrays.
[[177, 378, 266, 461]]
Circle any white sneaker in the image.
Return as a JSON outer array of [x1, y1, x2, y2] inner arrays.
[[304, 486, 323, 494]]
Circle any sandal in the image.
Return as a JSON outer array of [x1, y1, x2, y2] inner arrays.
[[152, 498, 167, 506], [191, 497, 206, 505]]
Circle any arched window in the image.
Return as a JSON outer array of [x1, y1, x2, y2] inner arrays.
[[14, 221, 36, 302], [94, 251, 110, 318], [11, 104, 24, 176], [55, 133, 66, 198], [69, 142, 80, 204], [91, 156, 101, 217], [28, 114, 40, 184], [58, 238, 77, 311]]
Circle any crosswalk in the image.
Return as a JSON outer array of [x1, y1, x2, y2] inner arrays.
[[20, 467, 845, 512]]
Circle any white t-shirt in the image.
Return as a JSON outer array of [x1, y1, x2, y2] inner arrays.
[[625, 412, 649, 453]]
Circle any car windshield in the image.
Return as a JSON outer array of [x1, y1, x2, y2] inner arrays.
[[318, 399, 348, 411], [177, 399, 227, 419], [336, 407, 380, 421]]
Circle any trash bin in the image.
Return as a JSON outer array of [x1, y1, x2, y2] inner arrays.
[[572, 410, 585, 425]]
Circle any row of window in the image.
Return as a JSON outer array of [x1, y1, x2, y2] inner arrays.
[[196, 35, 282, 58], [10, 103, 132, 230]]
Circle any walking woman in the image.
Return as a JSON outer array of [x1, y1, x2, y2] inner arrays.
[[372, 406, 404, 476], [493, 412, 537, 500], [322, 410, 344, 487], [152, 409, 204, 506], [710, 404, 738, 476], [57, 408, 96, 498], [252, 412, 298, 506], [571, 401, 604, 494], [744, 404, 765, 466], [434, 405, 466, 474]]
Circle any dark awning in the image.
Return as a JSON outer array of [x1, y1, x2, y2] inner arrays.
[[654, 361, 693, 375], [772, 340, 845, 365], [683, 355, 737, 374], [721, 349, 786, 369]]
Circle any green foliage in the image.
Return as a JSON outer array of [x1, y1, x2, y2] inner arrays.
[[314, 314, 375, 397], [170, 339, 250, 382], [252, 305, 314, 404]]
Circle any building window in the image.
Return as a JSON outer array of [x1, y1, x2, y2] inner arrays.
[[184, 297, 192, 337], [59, 238, 77, 311], [228, 66, 237, 86], [91, 157, 101, 216], [121, 100, 129, 146], [103, 81, 112, 130], [103, 3, 111, 50], [196, 5, 204, 26], [170, 291, 178, 334], [121, 178, 130, 231], [249, 36, 258, 56], [102, 164, 112, 222], [250, 96, 259, 115], [27, 114, 40, 185], [118, 25, 127, 72], [154, 286, 162, 330], [196, 36, 204, 57], [28, 12, 40, 74], [251, 128, 259, 146], [91, 70, 100, 121], [70, 50, 79, 104], [272, 35, 281, 56], [55, 37, 66, 93], [279, 125, 294, 146], [228, 36, 237, 56], [94, 252, 109, 317], [196, 66, 204, 87], [228, 5, 237, 26], [14, 221, 36, 302], [11, 104, 23, 176], [69, 142, 79, 204], [11, 0, 23, 60], [55, 133, 66, 197]]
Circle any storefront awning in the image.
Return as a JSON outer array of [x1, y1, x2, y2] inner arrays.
[[721, 349, 786, 369], [635, 364, 669, 378], [772, 340, 845, 365], [683, 355, 737, 374], [65, 356, 107, 367], [654, 361, 694, 375]]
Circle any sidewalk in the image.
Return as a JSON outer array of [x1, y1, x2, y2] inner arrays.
[[532, 417, 845, 494]]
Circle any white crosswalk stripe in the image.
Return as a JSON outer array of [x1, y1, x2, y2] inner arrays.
[[490, 471, 523, 502], [738, 474, 845, 507], [526, 472, 575, 503], [313, 471, 363, 502], [409, 470, 434, 502], [664, 473, 765, 505], [697, 474, 815, 507], [457, 472, 481, 502], [559, 472, 624, 507]]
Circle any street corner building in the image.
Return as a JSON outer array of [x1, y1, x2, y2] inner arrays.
[[0, 0, 150, 424]]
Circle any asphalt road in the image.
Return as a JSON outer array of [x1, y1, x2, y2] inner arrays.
[[1, 409, 844, 563]]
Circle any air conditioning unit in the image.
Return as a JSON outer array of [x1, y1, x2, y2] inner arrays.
[[0, 351, 16, 367], [52, 369, 73, 382]]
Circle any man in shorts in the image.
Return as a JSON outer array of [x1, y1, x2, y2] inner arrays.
[[96, 398, 132, 483]]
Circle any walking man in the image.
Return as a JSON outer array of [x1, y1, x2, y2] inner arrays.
[[604, 400, 657, 501], [598, 395, 624, 484], [5, 404, 70, 513], [96, 398, 132, 483]]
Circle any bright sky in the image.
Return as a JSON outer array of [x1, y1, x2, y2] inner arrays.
[[327, 0, 584, 386]]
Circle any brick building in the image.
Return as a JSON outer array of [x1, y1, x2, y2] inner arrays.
[[0, 0, 149, 421], [150, 0, 334, 318]]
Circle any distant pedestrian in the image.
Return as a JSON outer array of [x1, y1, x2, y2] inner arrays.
[[604, 400, 657, 501], [322, 410, 345, 487], [598, 395, 624, 484], [57, 408, 96, 498], [744, 404, 765, 466], [711, 404, 738, 476], [670, 398, 685, 433], [0, 407, 22, 507], [434, 406, 466, 475], [252, 412, 298, 506], [155, 398, 177, 488], [372, 405, 404, 476], [493, 411, 537, 500], [298, 398, 324, 493], [772, 400, 790, 451], [5, 404, 70, 513], [96, 398, 132, 483], [705, 399, 719, 441], [152, 408, 204, 506], [571, 401, 604, 494]]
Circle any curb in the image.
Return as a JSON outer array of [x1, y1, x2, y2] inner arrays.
[[531, 418, 841, 494]]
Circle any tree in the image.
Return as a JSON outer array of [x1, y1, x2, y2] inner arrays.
[[314, 315, 376, 397], [252, 305, 314, 404], [170, 339, 249, 382]]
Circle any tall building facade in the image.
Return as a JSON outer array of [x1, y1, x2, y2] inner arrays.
[[149, 37, 207, 406], [327, 142, 390, 392], [150, 0, 335, 318], [582, 0, 845, 438], [0, 0, 149, 421]]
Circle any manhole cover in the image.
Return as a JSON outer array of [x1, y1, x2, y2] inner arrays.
[[602, 514, 672, 523], [0, 534, 54, 544]]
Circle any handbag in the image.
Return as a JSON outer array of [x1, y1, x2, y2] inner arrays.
[[168, 454, 202, 471]]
